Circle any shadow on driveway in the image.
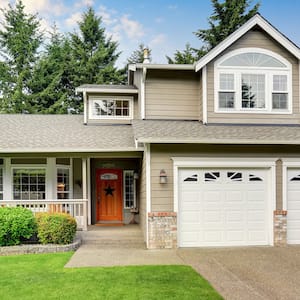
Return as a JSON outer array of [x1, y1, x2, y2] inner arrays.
[[177, 246, 300, 300]]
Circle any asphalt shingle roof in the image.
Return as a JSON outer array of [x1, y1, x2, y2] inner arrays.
[[0, 115, 136, 153], [1, 115, 300, 153], [132, 120, 300, 144]]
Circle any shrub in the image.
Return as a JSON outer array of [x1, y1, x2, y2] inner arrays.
[[36, 213, 77, 245], [0, 207, 37, 246]]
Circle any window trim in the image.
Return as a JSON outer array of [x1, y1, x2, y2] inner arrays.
[[214, 48, 292, 114], [0, 167, 3, 200], [11, 165, 47, 201], [123, 170, 136, 209], [56, 164, 73, 200], [88, 95, 134, 120]]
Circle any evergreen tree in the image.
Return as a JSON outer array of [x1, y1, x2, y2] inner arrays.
[[194, 0, 260, 50], [166, 43, 205, 64], [167, 0, 259, 64], [29, 28, 76, 113], [70, 7, 124, 87], [0, 0, 42, 113], [127, 43, 152, 64]]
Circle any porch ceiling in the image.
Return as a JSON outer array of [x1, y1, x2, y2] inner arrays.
[[0, 115, 138, 153]]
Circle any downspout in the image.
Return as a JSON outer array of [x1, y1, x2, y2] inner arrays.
[[83, 91, 88, 125], [141, 67, 147, 119], [202, 66, 207, 124]]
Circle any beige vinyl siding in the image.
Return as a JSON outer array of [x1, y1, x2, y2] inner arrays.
[[138, 151, 147, 242], [206, 29, 300, 124], [199, 72, 203, 122], [150, 144, 300, 212], [133, 69, 142, 119], [145, 70, 200, 120]]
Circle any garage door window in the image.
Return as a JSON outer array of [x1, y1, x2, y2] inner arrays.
[[204, 172, 220, 182], [227, 172, 242, 181], [249, 174, 263, 181], [290, 174, 300, 181], [183, 174, 198, 182]]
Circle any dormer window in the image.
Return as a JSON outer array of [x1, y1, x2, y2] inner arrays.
[[215, 48, 292, 113], [89, 96, 133, 120]]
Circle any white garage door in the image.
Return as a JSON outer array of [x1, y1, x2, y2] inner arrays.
[[287, 169, 300, 244], [179, 168, 270, 247]]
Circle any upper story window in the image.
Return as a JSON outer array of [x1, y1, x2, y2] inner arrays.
[[89, 96, 133, 120], [215, 48, 292, 113]]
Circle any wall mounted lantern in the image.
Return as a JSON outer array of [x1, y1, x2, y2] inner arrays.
[[159, 169, 167, 184]]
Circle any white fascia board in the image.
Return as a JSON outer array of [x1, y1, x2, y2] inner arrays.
[[135, 137, 300, 145], [75, 87, 138, 94], [195, 14, 300, 72], [130, 63, 195, 71], [0, 147, 144, 153], [172, 157, 277, 168]]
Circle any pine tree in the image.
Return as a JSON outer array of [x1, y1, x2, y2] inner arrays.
[[127, 43, 152, 64], [0, 0, 42, 113], [166, 43, 205, 64], [167, 0, 259, 64], [29, 27, 76, 113], [194, 0, 260, 50]]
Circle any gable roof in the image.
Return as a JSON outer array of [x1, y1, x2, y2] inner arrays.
[[0, 115, 137, 153], [195, 14, 300, 72]]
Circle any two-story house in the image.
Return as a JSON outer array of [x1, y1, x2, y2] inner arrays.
[[1, 14, 300, 249]]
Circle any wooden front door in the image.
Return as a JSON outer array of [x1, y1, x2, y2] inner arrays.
[[96, 169, 123, 222]]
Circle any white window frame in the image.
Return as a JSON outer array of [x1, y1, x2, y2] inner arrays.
[[11, 165, 47, 201], [88, 95, 133, 120], [56, 164, 73, 200], [0, 167, 3, 200], [123, 170, 136, 209], [214, 48, 292, 114]]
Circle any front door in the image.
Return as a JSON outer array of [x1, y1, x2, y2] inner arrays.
[[96, 169, 123, 222]]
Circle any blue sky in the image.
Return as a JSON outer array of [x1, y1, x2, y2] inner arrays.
[[1, 0, 300, 67]]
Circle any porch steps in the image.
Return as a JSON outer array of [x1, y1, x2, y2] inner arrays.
[[77, 224, 146, 249]]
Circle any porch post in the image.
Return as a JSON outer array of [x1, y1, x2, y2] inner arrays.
[[3, 158, 11, 200], [82, 157, 88, 230], [46, 158, 56, 200], [87, 158, 91, 225]]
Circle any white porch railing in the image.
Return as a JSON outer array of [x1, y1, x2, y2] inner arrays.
[[0, 199, 88, 231]]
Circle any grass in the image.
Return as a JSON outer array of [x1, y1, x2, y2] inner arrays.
[[0, 252, 222, 300]]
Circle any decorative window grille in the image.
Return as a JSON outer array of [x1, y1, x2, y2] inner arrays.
[[13, 169, 46, 200], [124, 170, 136, 209]]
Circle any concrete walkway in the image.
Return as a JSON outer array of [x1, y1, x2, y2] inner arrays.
[[66, 227, 300, 300], [65, 225, 184, 267]]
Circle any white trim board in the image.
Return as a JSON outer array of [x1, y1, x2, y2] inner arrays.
[[195, 14, 300, 72]]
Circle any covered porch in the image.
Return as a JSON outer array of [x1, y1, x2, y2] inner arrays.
[[0, 153, 142, 231]]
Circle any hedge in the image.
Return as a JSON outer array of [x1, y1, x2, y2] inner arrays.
[[0, 207, 37, 246], [36, 212, 77, 245]]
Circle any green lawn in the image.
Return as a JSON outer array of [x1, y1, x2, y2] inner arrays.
[[0, 252, 222, 300]]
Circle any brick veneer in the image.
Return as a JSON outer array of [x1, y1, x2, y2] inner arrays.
[[274, 210, 287, 246], [148, 212, 177, 249]]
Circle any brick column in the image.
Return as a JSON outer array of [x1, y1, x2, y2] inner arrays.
[[148, 212, 177, 249], [274, 210, 287, 246]]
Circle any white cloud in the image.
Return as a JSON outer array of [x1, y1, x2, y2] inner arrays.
[[22, 0, 66, 17], [75, 0, 94, 8], [65, 12, 82, 28], [149, 33, 166, 46], [167, 4, 178, 10], [119, 15, 144, 39], [98, 5, 117, 26]]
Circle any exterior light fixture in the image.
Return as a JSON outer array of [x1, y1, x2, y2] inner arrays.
[[159, 169, 167, 184]]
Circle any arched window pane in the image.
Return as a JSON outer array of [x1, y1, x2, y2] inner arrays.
[[220, 53, 286, 68]]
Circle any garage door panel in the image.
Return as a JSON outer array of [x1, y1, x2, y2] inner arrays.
[[287, 169, 300, 244], [226, 211, 244, 222], [179, 167, 270, 247], [181, 212, 199, 223]]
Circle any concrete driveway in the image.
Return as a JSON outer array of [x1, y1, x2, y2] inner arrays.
[[177, 246, 300, 300]]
